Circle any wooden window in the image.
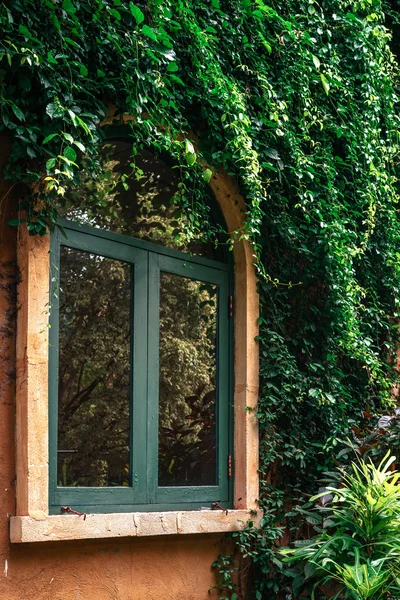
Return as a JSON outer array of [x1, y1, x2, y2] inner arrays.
[[49, 220, 233, 513], [11, 129, 259, 542]]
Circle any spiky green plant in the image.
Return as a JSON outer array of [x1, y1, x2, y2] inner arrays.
[[281, 454, 400, 599]]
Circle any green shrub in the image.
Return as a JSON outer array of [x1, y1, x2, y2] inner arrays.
[[281, 454, 400, 599]]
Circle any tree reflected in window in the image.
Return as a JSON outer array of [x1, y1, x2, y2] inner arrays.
[[159, 273, 217, 487], [58, 248, 131, 487], [57, 141, 226, 261]]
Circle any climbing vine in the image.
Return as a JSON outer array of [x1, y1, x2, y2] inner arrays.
[[1, 0, 400, 597]]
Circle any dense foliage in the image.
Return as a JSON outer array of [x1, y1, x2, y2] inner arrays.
[[2, 0, 400, 597], [282, 454, 400, 599]]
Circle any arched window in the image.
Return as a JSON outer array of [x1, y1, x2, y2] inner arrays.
[[11, 128, 259, 542], [49, 138, 233, 513]]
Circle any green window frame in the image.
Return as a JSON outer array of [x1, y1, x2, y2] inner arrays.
[[49, 219, 233, 514]]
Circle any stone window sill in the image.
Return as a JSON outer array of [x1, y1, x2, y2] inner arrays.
[[10, 509, 261, 543]]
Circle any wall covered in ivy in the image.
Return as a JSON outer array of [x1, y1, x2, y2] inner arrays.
[[1, 0, 400, 597]]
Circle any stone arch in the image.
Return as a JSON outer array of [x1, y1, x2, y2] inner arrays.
[[208, 170, 259, 510]]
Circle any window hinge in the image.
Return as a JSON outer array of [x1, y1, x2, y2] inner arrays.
[[228, 454, 232, 477], [228, 295, 233, 318]]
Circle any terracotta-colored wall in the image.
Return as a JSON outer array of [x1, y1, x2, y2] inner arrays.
[[0, 138, 231, 600]]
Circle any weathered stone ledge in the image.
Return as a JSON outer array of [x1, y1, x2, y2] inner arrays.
[[10, 509, 261, 543]]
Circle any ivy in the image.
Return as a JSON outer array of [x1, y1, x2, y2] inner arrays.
[[1, 0, 400, 597]]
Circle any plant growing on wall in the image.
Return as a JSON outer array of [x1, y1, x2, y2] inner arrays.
[[1, 0, 400, 596]]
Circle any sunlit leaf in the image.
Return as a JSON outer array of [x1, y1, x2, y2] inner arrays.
[[142, 24, 157, 42], [320, 73, 330, 94], [130, 3, 144, 24]]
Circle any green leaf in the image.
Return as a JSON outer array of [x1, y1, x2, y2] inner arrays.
[[43, 133, 58, 144], [52, 15, 61, 30], [67, 109, 76, 121], [292, 574, 305, 598], [130, 3, 145, 24], [169, 73, 184, 85], [64, 37, 79, 48], [258, 32, 272, 54], [46, 157, 57, 170], [79, 64, 88, 76], [46, 103, 63, 119], [62, 0, 76, 14], [304, 561, 317, 579], [11, 104, 25, 121], [19, 25, 31, 38], [265, 148, 280, 160], [185, 152, 196, 166], [308, 4, 316, 14], [47, 51, 58, 65], [18, 74, 31, 90], [56, 223, 68, 239], [58, 155, 72, 166], [75, 115, 90, 135], [5, 8, 13, 24], [185, 140, 195, 154], [312, 55, 320, 70], [63, 132, 74, 143], [142, 24, 158, 42], [167, 62, 179, 72], [109, 8, 121, 20], [320, 73, 330, 95], [203, 168, 212, 183], [262, 40, 272, 53], [64, 146, 77, 162], [73, 140, 85, 152]]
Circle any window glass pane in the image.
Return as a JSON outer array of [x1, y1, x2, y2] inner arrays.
[[57, 141, 227, 262], [57, 247, 131, 487], [158, 273, 218, 487]]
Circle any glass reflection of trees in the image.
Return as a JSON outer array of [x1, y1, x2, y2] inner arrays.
[[58, 248, 131, 487], [159, 274, 217, 487], [57, 141, 225, 260], [57, 141, 225, 489]]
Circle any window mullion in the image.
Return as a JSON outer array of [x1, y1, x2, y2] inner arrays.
[[130, 252, 149, 504], [146, 252, 160, 504]]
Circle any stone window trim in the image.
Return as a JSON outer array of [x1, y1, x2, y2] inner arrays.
[[10, 168, 260, 543]]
